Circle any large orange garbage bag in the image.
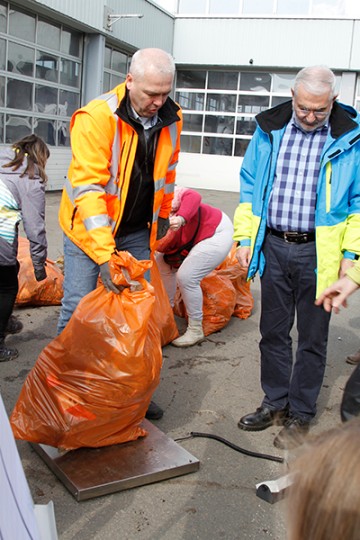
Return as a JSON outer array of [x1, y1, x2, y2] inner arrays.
[[16, 237, 64, 306], [150, 255, 179, 346], [216, 243, 254, 319], [174, 271, 236, 336], [10, 251, 162, 450]]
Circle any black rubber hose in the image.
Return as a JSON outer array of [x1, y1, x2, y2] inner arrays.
[[189, 431, 284, 464]]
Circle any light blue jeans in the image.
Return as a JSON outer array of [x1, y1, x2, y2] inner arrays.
[[57, 229, 150, 334]]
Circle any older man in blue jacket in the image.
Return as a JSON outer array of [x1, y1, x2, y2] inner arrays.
[[233, 65, 360, 449]]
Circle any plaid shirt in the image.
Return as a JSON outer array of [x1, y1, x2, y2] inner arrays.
[[267, 115, 328, 232]]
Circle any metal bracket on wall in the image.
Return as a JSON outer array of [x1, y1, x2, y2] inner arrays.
[[103, 6, 143, 32]]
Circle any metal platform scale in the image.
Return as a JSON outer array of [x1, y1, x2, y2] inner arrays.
[[31, 420, 199, 501]]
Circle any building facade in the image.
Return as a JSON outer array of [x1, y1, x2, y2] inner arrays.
[[1, 0, 360, 191]]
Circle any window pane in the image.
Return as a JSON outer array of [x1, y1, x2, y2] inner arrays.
[[180, 134, 201, 153], [104, 47, 111, 69], [312, 0, 343, 16], [177, 70, 206, 89], [59, 90, 79, 116], [7, 79, 33, 110], [110, 74, 123, 88], [0, 2, 6, 34], [271, 96, 291, 107], [204, 115, 234, 134], [209, 0, 240, 14], [35, 84, 57, 113], [111, 50, 127, 75], [0, 113, 4, 143], [176, 91, 205, 110], [272, 73, 295, 92], [235, 139, 250, 157], [203, 136, 232, 156], [60, 59, 80, 87], [206, 94, 236, 112], [208, 71, 238, 90], [57, 119, 70, 146], [5, 114, 32, 143], [0, 75, 4, 106], [183, 113, 203, 132], [61, 28, 82, 56], [237, 95, 269, 113], [240, 72, 271, 92], [236, 116, 257, 135], [243, 0, 273, 14], [276, 0, 310, 15], [36, 52, 59, 82], [178, 0, 206, 13], [0, 38, 5, 70], [8, 43, 35, 76], [9, 9, 35, 41], [37, 19, 61, 50], [103, 72, 111, 93], [34, 118, 56, 145]]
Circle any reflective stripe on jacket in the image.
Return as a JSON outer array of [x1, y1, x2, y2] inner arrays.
[[59, 83, 182, 265], [233, 100, 360, 297]]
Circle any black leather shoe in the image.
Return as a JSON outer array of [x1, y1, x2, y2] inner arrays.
[[5, 315, 23, 335], [238, 406, 288, 431], [0, 345, 19, 362], [145, 401, 164, 420], [273, 416, 310, 449]]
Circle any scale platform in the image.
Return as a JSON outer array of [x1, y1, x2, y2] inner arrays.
[[31, 419, 199, 501]]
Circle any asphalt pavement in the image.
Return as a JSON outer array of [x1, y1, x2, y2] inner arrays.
[[1, 189, 359, 540]]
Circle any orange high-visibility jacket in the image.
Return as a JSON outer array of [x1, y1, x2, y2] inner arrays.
[[58, 83, 182, 265]]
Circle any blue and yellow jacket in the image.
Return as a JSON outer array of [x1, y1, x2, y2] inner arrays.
[[233, 100, 360, 297]]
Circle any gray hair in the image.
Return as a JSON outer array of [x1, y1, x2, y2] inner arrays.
[[129, 48, 175, 79], [293, 65, 337, 98]]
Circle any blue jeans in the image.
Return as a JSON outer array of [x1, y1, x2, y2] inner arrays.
[[57, 229, 150, 334]]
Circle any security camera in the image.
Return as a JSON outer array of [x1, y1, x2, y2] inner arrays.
[[249, 59, 253, 65]]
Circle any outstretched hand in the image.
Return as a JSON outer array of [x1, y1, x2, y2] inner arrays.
[[315, 275, 359, 313]]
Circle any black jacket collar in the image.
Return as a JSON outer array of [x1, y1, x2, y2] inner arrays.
[[255, 99, 358, 139], [116, 88, 181, 129]]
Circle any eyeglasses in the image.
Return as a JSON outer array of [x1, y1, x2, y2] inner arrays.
[[295, 106, 330, 118]]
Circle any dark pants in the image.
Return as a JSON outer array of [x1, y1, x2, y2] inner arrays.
[[341, 364, 360, 422], [0, 263, 19, 339], [259, 233, 331, 421]]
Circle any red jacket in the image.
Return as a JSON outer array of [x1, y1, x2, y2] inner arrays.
[[156, 188, 222, 253]]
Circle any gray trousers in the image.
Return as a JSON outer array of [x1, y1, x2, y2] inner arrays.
[[260, 233, 331, 421], [156, 212, 234, 320]]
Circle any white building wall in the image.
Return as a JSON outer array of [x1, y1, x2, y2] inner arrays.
[[173, 17, 356, 69]]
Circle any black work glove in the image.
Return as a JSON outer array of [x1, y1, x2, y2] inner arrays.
[[156, 217, 170, 240], [34, 265, 47, 282], [99, 261, 120, 294]]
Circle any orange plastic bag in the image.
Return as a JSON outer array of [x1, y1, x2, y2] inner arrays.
[[216, 243, 254, 319], [174, 271, 236, 336], [11, 251, 162, 450], [16, 237, 64, 306], [150, 255, 179, 346]]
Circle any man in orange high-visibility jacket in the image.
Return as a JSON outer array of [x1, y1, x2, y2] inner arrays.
[[57, 48, 182, 420]]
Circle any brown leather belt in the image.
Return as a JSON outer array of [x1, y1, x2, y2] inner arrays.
[[267, 228, 315, 244]]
